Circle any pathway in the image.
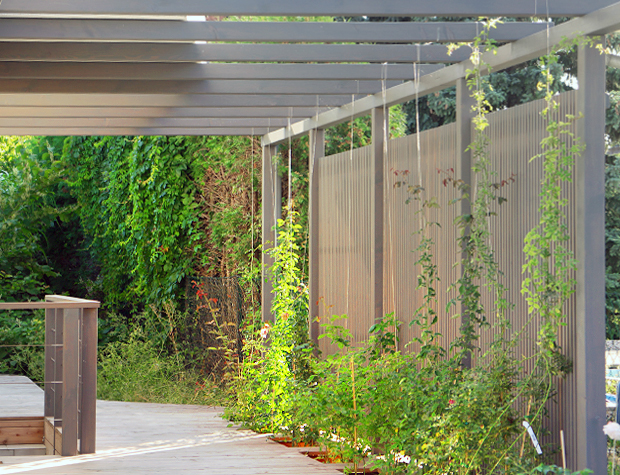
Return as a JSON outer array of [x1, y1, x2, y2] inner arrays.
[[0, 376, 341, 475]]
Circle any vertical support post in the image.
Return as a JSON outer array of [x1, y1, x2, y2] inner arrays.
[[456, 77, 475, 368], [53, 309, 64, 432], [371, 107, 387, 325], [61, 308, 80, 456], [575, 37, 606, 474], [309, 128, 325, 345], [80, 307, 98, 454], [44, 307, 56, 418], [262, 143, 281, 323]]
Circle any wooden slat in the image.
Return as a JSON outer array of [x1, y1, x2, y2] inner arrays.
[[61, 308, 80, 456], [0, 62, 440, 81], [0, 106, 331, 118], [0, 0, 615, 17], [0, 417, 44, 445], [80, 308, 98, 455], [0, 127, 272, 136], [0, 42, 473, 64], [0, 79, 401, 95], [0, 302, 100, 310], [0, 93, 361, 107], [0, 19, 552, 43]]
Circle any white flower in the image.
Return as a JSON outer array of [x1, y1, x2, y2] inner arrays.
[[604, 422, 620, 440]]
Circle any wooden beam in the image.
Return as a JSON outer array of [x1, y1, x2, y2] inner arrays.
[[0, 42, 473, 64], [0, 93, 362, 108], [0, 0, 614, 17], [0, 62, 442, 81], [575, 37, 607, 475], [0, 127, 273, 136], [262, 144, 281, 323], [0, 117, 299, 128], [0, 106, 330, 118], [0, 78, 401, 95], [370, 107, 386, 330], [263, 0, 620, 145], [0, 19, 553, 43], [308, 128, 325, 347]]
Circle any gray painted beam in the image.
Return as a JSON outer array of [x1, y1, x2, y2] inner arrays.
[[0, 62, 441, 81], [0, 117, 299, 128], [263, 0, 620, 145], [576, 37, 607, 475], [0, 106, 330, 118], [0, 0, 615, 17], [262, 144, 280, 324], [456, 77, 475, 368], [0, 78, 402, 95], [371, 107, 386, 332], [0, 127, 272, 136], [0, 93, 363, 108], [0, 42, 473, 64], [607, 54, 620, 69], [308, 128, 324, 347], [0, 19, 553, 43]]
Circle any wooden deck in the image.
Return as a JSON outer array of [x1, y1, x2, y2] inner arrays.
[[0, 376, 341, 475]]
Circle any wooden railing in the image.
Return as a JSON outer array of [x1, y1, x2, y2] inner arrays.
[[0, 295, 99, 456]]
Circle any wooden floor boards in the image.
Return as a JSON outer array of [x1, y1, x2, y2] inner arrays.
[[0, 376, 341, 475]]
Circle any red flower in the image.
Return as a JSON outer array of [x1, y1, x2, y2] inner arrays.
[[448, 399, 456, 405]]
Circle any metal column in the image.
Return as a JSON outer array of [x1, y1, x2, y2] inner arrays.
[[308, 128, 325, 345], [575, 37, 606, 475], [371, 107, 387, 326], [456, 77, 475, 368], [261, 143, 281, 323]]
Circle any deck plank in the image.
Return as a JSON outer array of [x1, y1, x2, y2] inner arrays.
[[0, 377, 341, 475]]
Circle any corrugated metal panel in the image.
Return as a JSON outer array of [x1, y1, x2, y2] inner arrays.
[[316, 90, 578, 466], [479, 90, 578, 467], [317, 145, 373, 353], [384, 123, 460, 352]]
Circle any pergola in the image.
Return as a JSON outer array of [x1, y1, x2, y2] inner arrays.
[[2, 1, 619, 471]]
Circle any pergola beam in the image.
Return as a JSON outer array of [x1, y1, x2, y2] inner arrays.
[[263, 0, 620, 145], [0, 117, 300, 128], [0, 62, 441, 81], [0, 79, 401, 95], [0, 42, 473, 63], [0, 127, 272, 136], [0, 106, 330, 118], [0, 94, 363, 108], [0, 19, 553, 43], [0, 0, 615, 17]]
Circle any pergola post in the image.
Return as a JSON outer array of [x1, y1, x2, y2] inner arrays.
[[261, 143, 281, 323], [308, 128, 325, 345], [456, 77, 475, 368], [371, 107, 388, 326], [575, 37, 606, 474]]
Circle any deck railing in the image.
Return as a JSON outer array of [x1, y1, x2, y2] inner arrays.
[[0, 295, 99, 456]]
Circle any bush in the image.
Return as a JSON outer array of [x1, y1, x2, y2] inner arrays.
[[97, 328, 222, 405]]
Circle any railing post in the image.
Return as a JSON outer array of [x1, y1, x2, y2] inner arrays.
[[61, 307, 80, 456], [54, 309, 64, 436], [44, 307, 56, 419], [80, 307, 97, 454]]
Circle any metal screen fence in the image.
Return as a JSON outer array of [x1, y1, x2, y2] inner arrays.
[[315, 90, 581, 466]]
